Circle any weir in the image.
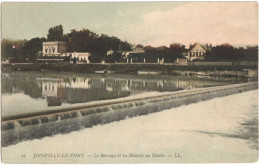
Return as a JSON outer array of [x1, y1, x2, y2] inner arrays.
[[2, 82, 258, 147]]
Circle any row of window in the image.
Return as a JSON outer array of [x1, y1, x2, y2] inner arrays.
[[72, 57, 88, 61], [45, 48, 56, 54], [190, 51, 205, 57], [44, 85, 56, 91]]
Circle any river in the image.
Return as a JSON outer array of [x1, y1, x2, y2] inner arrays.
[[1, 71, 250, 118]]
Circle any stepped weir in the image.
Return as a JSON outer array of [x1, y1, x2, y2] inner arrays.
[[2, 82, 258, 147]]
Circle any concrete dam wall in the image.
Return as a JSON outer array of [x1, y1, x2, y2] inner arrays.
[[2, 82, 258, 147]]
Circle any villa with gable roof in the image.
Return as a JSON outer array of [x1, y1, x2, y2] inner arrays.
[[187, 43, 212, 61]]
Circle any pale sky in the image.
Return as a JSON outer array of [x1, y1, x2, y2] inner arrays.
[[2, 2, 258, 47]]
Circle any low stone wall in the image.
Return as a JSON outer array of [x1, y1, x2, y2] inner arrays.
[[192, 61, 258, 67], [137, 71, 162, 75], [240, 61, 258, 66], [2, 82, 258, 147], [192, 62, 233, 66]]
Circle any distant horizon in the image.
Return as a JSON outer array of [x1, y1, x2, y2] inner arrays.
[[2, 2, 258, 47]]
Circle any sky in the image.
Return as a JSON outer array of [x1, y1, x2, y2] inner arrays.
[[2, 2, 258, 47]]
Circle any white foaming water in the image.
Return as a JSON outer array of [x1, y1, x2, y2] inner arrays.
[[2, 90, 258, 164]]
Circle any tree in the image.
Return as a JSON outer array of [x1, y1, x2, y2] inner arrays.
[[1, 38, 47, 63], [67, 29, 98, 52], [136, 44, 144, 48], [47, 25, 64, 41], [144, 45, 156, 53], [156, 46, 168, 53], [1, 39, 26, 61], [22, 37, 46, 62], [120, 41, 132, 51], [205, 43, 236, 61], [169, 43, 186, 53], [244, 46, 258, 61]]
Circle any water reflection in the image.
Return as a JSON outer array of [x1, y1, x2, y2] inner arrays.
[[2, 71, 249, 110]]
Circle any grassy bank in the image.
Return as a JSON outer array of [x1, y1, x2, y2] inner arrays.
[[1, 63, 257, 76]]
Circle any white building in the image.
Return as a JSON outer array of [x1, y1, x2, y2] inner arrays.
[[107, 50, 114, 56], [39, 41, 91, 63], [67, 52, 91, 64], [122, 51, 130, 57], [42, 41, 67, 56], [131, 47, 145, 54], [187, 43, 212, 61]]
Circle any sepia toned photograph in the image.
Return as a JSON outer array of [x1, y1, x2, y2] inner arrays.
[[1, 1, 259, 164]]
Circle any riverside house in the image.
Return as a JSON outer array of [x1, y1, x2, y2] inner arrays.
[[187, 43, 212, 61], [37, 41, 91, 64]]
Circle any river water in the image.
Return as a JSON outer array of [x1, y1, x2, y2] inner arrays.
[[1, 71, 250, 118], [1, 89, 258, 163], [1, 71, 258, 163]]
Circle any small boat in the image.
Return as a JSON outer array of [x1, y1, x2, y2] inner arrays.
[[197, 72, 210, 76], [107, 70, 114, 74], [95, 70, 106, 74]]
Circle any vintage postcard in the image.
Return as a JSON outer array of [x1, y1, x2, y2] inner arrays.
[[1, 1, 258, 164]]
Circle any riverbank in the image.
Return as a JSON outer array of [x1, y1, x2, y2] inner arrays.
[[2, 63, 258, 77], [2, 89, 258, 163]]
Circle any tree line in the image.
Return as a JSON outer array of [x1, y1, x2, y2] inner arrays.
[[1, 25, 132, 63], [128, 43, 186, 63], [1, 25, 258, 63], [1, 38, 46, 63], [204, 43, 258, 62]]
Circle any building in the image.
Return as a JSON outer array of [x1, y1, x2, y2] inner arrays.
[[69, 52, 91, 64], [176, 58, 189, 66], [38, 41, 91, 63], [131, 47, 145, 54], [42, 41, 67, 56], [106, 50, 114, 56], [187, 43, 212, 61], [122, 51, 130, 58]]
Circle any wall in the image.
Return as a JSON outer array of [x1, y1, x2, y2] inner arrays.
[[57, 42, 68, 54], [192, 61, 233, 66], [42, 41, 67, 55], [192, 61, 258, 67], [240, 61, 258, 66]]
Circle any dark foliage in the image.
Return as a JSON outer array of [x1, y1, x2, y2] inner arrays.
[[22, 37, 47, 62], [205, 44, 258, 61], [47, 25, 65, 41], [131, 43, 186, 63]]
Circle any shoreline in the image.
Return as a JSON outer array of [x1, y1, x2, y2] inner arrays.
[[2, 63, 258, 77]]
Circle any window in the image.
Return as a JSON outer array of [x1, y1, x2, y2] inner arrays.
[[49, 48, 52, 54], [45, 49, 48, 54], [199, 52, 201, 56], [53, 48, 55, 54], [196, 52, 198, 57]]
